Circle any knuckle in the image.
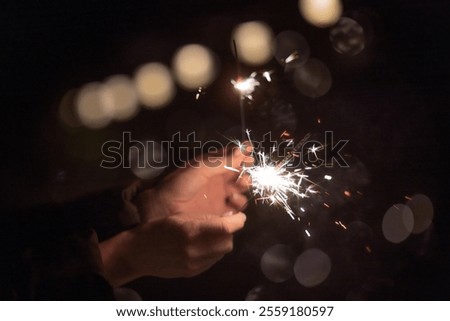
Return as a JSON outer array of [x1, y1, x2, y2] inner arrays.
[[180, 221, 198, 241], [186, 260, 198, 272], [182, 245, 197, 261], [221, 222, 233, 235], [183, 260, 202, 278]]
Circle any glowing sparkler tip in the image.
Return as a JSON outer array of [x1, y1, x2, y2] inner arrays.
[[225, 131, 320, 220], [231, 74, 260, 100]]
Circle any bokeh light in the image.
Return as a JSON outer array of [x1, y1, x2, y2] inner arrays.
[[382, 204, 414, 243], [129, 141, 167, 179], [59, 89, 81, 128], [260, 244, 296, 283], [298, 0, 343, 28], [273, 31, 310, 71], [245, 285, 270, 301], [293, 58, 332, 98], [346, 221, 374, 249], [407, 194, 434, 234], [172, 44, 218, 90], [75, 82, 114, 129], [134, 63, 176, 109], [102, 75, 140, 121], [329, 17, 365, 56], [231, 21, 274, 66], [294, 248, 331, 287]]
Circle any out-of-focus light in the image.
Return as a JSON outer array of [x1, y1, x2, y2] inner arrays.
[[232, 21, 274, 66], [298, 0, 343, 28], [134, 63, 175, 109], [76, 82, 114, 129], [59, 89, 81, 128], [273, 31, 310, 70], [330, 17, 365, 56], [293, 58, 332, 98], [260, 244, 296, 283], [172, 44, 218, 90], [382, 204, 414, 243], [294, 248, 331, 287], [245, 285, 267, 301], [102, 75, 140, 121], [129, 141, 167, 179], [407, 194, 434, 234], [346, 221, 374, 248]]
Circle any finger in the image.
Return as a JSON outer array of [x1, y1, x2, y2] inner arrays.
[[183, 256, 224, 278], [191, 234, 234, 257], [198, 212, 246, 235], [227, 193, 249, 211], [235, 173, 252, 192], [197, 146, 254, 179]]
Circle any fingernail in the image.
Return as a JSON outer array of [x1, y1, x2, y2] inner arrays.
[[222, 211, 234, 217]]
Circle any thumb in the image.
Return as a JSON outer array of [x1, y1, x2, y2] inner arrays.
[[199, 212, 247, 235], [198, 146, 253, 178]]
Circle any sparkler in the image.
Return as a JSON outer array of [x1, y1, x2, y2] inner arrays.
[[230, 66, 321, 219], [234, 130, 318, 220], [229, 43, 324, 219]]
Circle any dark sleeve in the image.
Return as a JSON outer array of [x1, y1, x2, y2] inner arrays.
[[1, 180, 143, 300]]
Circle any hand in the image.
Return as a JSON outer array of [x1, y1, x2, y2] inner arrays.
[[100, 211, 246, 286], [100, 147, 252, 286], [135, 146, 253, 222]]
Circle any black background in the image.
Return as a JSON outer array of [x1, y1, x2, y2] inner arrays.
[[1, 0, 449, 300]]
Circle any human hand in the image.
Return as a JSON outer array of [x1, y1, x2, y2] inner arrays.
[[100, 146, 252, 286], [100, 211, 246, 286], [135, 146, 253, 222]]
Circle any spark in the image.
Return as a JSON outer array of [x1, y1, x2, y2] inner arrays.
[[344, 190, 351, 197], [262, 70, 273, 82], [338, 221, 347, 230], [308, 144, 323, 158], [231, 72, 260, 100], [284, 51, 300, 64], [305, 229, 311, 237], [232, 131, 317, 219], [335, 220, 347, 230], [224, 165, 240, 173], [195, 87, 205, 100]]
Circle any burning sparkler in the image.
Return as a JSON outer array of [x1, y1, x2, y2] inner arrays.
[[229, 68, 321, 219], [233, 130, 318, 220], [231, 73, 261, 101]]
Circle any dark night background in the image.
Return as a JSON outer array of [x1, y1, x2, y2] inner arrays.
[[1, 0, 449, 300]]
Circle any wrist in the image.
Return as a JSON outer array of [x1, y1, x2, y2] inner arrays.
[[99, 231, 141, 287], [134, 186, 172, 222]]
